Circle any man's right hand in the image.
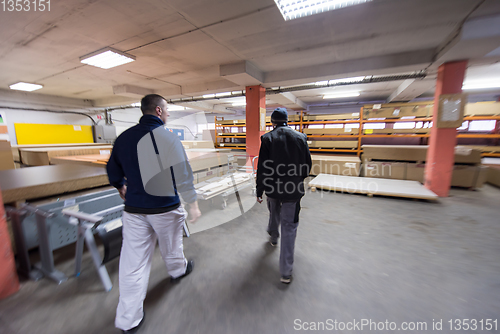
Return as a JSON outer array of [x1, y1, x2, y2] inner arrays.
[[188, 201, 201, 223]]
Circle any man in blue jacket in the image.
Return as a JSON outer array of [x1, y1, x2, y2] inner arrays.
[[256, 108, 312, 284], [107, 94, 201, 333]]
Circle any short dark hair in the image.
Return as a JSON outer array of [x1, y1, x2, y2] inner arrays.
[[141, 94, 166, 115]]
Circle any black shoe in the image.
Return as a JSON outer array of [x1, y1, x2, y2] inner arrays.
[[280, 275, 292, 284], [122, 312, 145, 333], [171, 260, 194, 284]]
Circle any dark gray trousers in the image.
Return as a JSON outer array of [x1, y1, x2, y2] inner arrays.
[[266, 197, 301, 277]]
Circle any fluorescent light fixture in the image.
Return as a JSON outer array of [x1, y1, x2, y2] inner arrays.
[[80, 47, 135, 69], [9, 82, 43, 91], [215, 92, 232, 97], [232, 102, 247, 106], [275, 0, 372, 21], [462, 80, 500, 90], [202, 94, 216, 99], [168, 105, 186, 111], [323, 91, 360, 99]]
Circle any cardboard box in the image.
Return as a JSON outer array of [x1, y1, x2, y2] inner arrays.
[[362, 145, 482, 164], [310, 155, 360, 176], [363, 162, 407, 179], [0, 140, 15, 171]]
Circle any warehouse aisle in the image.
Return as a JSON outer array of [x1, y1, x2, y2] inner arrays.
[[1, 184, 499, 334]]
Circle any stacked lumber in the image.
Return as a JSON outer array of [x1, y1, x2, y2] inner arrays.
[[361, 145, 487, 189]]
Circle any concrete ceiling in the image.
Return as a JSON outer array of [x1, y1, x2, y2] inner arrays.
[[0, 0, 500, 113]]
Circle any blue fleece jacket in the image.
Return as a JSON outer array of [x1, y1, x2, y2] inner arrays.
[[106, 114, 197, 213]]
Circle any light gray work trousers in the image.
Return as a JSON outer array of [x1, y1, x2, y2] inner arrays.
[[115, 207, 188, 331], [266, 197, 301, 277]]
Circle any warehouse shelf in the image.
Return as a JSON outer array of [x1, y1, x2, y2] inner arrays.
[[214, 101, 500, 157]]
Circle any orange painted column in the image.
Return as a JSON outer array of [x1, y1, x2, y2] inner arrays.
[[245, 85, 266, 162], [0, 185, 20, 299], [424, 60, 468, 197]]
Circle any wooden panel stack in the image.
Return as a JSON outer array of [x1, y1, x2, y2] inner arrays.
[[19, 145, 113, 166], [310, 155, 361, 176], [0, 141, 15, 171], [362, 145, 487, 189]]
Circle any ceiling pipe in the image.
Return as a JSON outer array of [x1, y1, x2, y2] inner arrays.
[[166, 71, 427, 105]]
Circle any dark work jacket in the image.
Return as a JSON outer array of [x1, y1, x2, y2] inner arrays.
[[106, 114, 196, 214], [256, 124, 312, 200]]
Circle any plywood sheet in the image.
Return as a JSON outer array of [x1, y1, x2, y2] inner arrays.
[[308, 140, 358, 149], [11, 143, 111, 162], [20, 146, 112, 166], [310, 155, 360, 176], [50, 150, 233, 172], [362, 145, 482, 164], [487, 166, 500, 187], [181, 141, 215, 149], [0, 165, 109, 203], [51, 154, 110, 167], [465, 102, 500, 116], [304, 128, 359, 135], [304, 113, 359, 121], [0, 141, 15, 171], [308, 174, 438, 200]]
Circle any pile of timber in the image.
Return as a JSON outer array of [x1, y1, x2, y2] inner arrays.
[[361, 145, 487, 189]]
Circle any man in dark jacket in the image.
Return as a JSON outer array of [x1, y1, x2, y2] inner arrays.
[[256, 107, 312, 284], [107, 94, 201, 333]]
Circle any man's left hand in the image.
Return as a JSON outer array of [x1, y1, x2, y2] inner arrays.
[[257, 197, 263, 203]]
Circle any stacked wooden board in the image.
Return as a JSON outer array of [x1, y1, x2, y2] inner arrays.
[[361, 145, 488, 189], [0, 165, 109, 204], [481, 158, 500, 188], [0, 141, 15, 171], [310, 155, 361, 176], [19, 145, 112, 166]]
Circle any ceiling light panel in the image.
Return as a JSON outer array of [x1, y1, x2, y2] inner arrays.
[[275, 0, 372, 21], [9, 82, 43, 91], [80, 48, 135, 69], [323, 91, 360, 99], [462, 80, 500, 90]]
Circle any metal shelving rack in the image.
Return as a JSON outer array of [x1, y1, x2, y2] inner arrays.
[[213, 102, 500, 157]]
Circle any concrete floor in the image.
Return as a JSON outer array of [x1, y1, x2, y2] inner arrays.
[[1, 183, 500, 334]]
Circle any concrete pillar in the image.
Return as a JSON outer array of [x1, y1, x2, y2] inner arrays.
[[245, 85, 266, 161], [424, 61, 468, 197]]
